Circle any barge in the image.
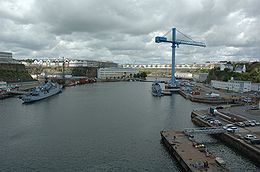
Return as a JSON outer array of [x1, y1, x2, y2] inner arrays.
[[160, 130, 228, 171]]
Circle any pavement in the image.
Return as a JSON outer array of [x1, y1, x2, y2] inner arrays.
[[220, 105, 260, 122]]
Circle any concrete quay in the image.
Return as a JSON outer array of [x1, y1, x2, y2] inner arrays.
[[178, 90, 234, 104], [191, 109, 260, 165], [160, 130, 228, 171], [1, 81, 40, 99]]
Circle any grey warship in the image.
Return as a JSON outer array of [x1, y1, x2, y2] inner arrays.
[[151, 81, 162, 97], [20, 80, 62, 103]]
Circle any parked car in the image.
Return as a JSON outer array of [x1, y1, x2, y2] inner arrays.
[[250, 106, 259, 110], [243, 121, 251, 127], [212, 120, 222, 126], [244, 120, 256, 127], [251, 120, 260, 126], [250, 138, 260, 145], [190, 91, 200, 95], [227, 126, 238, 133], [223, 124, 234, 130], [244, 134, 257, 141], [235, 122, 245, 127], [248, 120, 256, 127]]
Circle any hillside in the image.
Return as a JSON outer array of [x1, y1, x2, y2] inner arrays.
[[206, 62, 260, 83], [0, 63, 33, 82]]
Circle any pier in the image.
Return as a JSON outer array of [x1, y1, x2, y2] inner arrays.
[[178, 89, 234, 104], [8, 90, 28, 95], [160, 130, 228, 171], [191, 108, 260, 164]]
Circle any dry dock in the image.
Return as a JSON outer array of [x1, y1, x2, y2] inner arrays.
[[161, 130, 228, 172]]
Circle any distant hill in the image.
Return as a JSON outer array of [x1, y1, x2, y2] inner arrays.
[[0, 63, 33, 82], [246, 62, 260, 81], [206, 62, 260, 83]]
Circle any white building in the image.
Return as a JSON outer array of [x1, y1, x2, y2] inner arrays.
[[175, 72, 193, 79], [234, 65, 246, 73], [211, 80, 251, 93], [69, 60, 88, 67], [251, 83, 260, 92], [0, 52, 17, 64], [122, 63, 216, 70], [97, 68, 138, 79], [229, 80, 251, 92], [25, 59, 117, 68], [219, 64, 233, 71], [0, 81, 7, 90]]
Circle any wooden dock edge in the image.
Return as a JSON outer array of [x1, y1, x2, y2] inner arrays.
[[160, 131, 192, 172]]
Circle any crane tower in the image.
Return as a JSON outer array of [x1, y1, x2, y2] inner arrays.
[[155, 28, 206, 87]]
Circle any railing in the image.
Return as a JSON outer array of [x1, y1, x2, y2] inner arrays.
[[184, 127, 226, 135]]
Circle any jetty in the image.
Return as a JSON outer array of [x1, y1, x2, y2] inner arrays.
[[160, 130, 228, 171], [191, 108, 260, 164]]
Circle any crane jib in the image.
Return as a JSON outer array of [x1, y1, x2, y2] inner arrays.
[[175, 39, 206, 47], [154, 27, 206, 84], [155, 37, 206, 47]]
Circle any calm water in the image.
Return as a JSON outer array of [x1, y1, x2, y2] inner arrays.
[[0, 82, 259, 171]]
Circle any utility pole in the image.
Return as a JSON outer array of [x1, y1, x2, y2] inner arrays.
[[62, 57, 65, 81]]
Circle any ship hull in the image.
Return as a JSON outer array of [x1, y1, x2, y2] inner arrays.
[[22, 88, 62, 103], [151, 81, 162, 97], [21, 82, 62, 103]]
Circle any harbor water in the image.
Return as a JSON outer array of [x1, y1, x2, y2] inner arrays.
[[0, 82, 259, 171]]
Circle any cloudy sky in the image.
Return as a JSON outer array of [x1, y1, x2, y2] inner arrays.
[[0, 0, 259, 64]]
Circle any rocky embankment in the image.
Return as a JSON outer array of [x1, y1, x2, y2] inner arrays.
[[0, 63, 33, 82]]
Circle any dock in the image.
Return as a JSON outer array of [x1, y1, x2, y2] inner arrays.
[[162, 90, 172, 96], [191, 108, 260, 164], [160, 130, 228, 171], [8, 90, 28, 95], [178, 90, 234, 104]]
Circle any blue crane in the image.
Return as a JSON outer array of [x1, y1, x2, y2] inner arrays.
[[155, 28, 206, 87]]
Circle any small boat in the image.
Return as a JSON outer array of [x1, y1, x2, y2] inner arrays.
[[20, 80, 62, 103], [152, 81, 162, 97]]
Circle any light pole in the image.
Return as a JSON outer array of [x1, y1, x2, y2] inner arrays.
[[18, 78, 22, 90]]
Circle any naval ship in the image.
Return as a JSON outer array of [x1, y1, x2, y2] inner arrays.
[[20, 80, 62, 103], [151, 81, 162, 97]]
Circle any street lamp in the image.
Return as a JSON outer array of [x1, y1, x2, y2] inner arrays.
[[17, 78, 22, 90]]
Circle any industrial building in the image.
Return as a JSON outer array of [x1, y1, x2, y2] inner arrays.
[[251, 83, 260, 92], [211, 80, 252, 93], [97, 68, 138, 79], [122, 63, 216, 70], [22, 59, 118, 68], [0, 52, 17, 64]]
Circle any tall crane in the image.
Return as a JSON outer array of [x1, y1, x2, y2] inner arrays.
[[155, 28, 206, 87]]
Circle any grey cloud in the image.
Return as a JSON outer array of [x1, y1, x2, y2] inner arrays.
[[0, 0, 259, 64], [33, 0, 164, 35]]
